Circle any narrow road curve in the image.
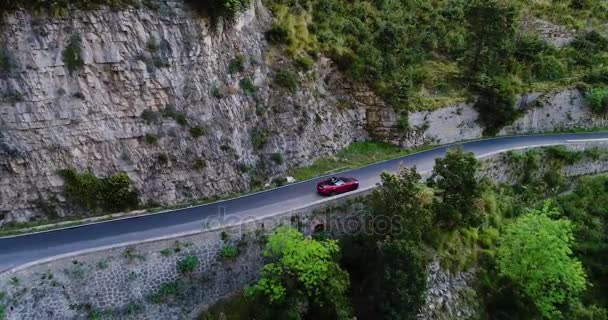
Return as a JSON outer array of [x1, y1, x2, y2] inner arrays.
[[1, 132, 608, 272]]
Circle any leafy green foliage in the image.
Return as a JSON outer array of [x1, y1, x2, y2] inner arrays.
[[427, 148, 484, 230], [270, 153, 284, 165], [569, 31, 608, 68], [59, 169, 138, 212], [63, 34, 84, 74], [239, 78, 256, 96], [177, 256, 199, 274], [141, 109, 160, 124], [246, 227, 351, 319], [144, 133, 158, 144], [162, 105, 188, 126], [273, 69, 298, 93], [228, 55, 245, 74], [100, 173, 139, 212], [0, 49, 12, 74], [189, 126, 207, 139], [220, 245, 238, 259], [585, 87, 608, 113], [295, 55, 314, 71], [251, 127, 270, 150], [496, 204, 588, 319]]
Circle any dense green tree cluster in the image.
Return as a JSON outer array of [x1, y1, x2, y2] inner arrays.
[[266, 0, 608, 133]]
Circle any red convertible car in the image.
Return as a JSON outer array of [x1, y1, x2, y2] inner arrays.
[[317, 177, 359, 196]]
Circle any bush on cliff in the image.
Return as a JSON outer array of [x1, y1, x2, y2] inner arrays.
[[59, 169, 138, 213]]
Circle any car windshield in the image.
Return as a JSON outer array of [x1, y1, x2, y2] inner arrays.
[[333, 179, 345, 186]]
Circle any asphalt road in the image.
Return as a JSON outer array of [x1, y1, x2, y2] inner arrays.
[[2, 132, 608, 272]]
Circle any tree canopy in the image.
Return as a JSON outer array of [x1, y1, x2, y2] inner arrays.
[[496, 204, 588, 319], [246, 226, 351, 319]]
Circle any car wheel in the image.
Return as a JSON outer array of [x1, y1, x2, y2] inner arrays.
[[329, 191, 337, 197], [353, 184, 359, 190]]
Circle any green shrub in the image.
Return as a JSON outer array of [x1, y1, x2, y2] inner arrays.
[[146, 38, 159, 54], [99, 172, 139, 211], [193, 159, 206, 171], [585, 87, 608, 113], [251, 128, 270, 150], [189, 126, 207, 138], [59, 169, 103, 210], [144, 133, 158, 144], [177, 256, 199, 274], [295, 55, 314, 71], [220, 245, 238, 259], [265, 23, 289, 45], [544, 146, 583, 165], [184, 0, 251, 20], [270, 153, 284, 165], [63, 34, 84, 74], [228, 55, 245, 73], [569, 31, 608, 67], [274, 69, 298, 93], [141, 109, 160, 124], [162, 105, 188, 126], [0, 49, 11, 73], [239, 78, 256, 96], [149, 281, 182, 304], [157, 153, 169, 165], [584, 66, 608, 84]]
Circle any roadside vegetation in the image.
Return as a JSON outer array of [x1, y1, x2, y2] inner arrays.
[[265, 0, 608, 134], [202, 147, 608, 319], [288, 141, 430, 181]]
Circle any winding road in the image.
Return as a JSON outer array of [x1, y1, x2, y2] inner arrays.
[[2, 132, 608, 272]]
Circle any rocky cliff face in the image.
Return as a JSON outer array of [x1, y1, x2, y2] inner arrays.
[[368, 88, 608, 148], [0, 0, 368, 224]]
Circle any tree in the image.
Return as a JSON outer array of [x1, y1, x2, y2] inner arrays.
[[246, 227, 351, 320], [377, 239, 429, 320], [496, 204, 588, 319], [465, 0, 519, 75], [367, 167, 431, 241], [427, 148, 484, 230]]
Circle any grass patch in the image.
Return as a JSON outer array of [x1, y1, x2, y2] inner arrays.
[[289, 141, 425, 181], [273, 69, 298, 93]]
